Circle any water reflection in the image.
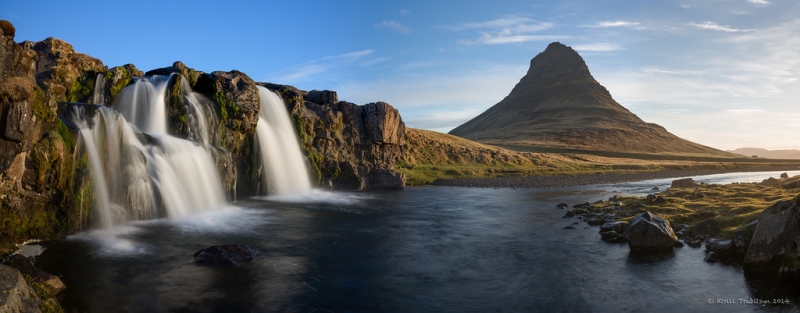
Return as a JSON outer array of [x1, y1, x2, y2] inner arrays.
[[31, 171, 800, 312]]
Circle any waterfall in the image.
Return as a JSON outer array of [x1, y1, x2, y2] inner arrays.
[[68, 75, 317, 233], [69, 75, 226, 232], [114, 75, 171, 134], [91, 73, 106, 104], [255, 86, 313, 195]]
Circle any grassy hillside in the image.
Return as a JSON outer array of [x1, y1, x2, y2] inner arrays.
[[398, 128, 800, 186]]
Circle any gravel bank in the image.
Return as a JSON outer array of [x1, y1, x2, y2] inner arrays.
[[429, 167, 799, 189]]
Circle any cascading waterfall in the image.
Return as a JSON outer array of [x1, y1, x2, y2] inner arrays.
[[69, 75, 317, 234], [91, 73, 105, 104], [70, 75, 226, 233], [115, 75, 171, 134], [255, 86, 313, 195]]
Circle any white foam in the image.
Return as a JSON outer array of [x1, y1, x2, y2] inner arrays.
[[253, 189, 370, 205]]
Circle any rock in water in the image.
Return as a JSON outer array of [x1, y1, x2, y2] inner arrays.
[[623, 211, 678, 251], [194, 245, 262, 267], [7, 254, 65, 295], [670, 178, 699, 188]]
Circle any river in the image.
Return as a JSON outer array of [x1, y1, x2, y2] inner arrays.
[[30, 170, 800, 312]]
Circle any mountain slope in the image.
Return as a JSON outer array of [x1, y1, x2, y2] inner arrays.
[[449, 42, 730, 156]]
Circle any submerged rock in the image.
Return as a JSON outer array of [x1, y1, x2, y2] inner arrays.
[[194, 245, 262, 267], [623, 211, 678, 252], [599, 221, 628, 233]]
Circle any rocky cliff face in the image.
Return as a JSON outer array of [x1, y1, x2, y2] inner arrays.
[[0, 21, 110, 251], [260, 83, 406, 190]]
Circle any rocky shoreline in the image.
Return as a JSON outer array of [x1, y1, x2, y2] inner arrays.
[[430, 166, 800, 189]]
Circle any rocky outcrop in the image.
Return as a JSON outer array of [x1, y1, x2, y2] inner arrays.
[[7, 254, 65, 295], [671, 178, 700, 188], [0, 264, 40, 313], [623, 211, 679, 251], [261, 83, 406, 189], [0, 20, 98, 252], [743, 200, 800, 278]]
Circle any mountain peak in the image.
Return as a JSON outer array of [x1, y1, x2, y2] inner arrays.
[[518, 42, 592, 87], [448, 42, 728, 156]]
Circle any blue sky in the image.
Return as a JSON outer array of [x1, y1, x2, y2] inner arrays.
[[4, 0, 799, 150]]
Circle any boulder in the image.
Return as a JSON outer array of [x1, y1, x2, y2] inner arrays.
[[586, 216, 605, 226], [654, 196, 666, 204], [0, 264, 40, 313], [694, 219, 721, 237], [556, 202, 569, 209], [600, 230, 625, 242], [194, 244, 262, 267], [7, 254, 65, 295], [600, 221, 628, 233], [706, 239, 736, 261], [623, 211, 679, 251], [761, 177, 779, 186], [684, 235, 703, 248], [671, 178, 699, 188], [781, 172, 789, 178], [705, 251, 719, 263], [743, 200, 800, 276]]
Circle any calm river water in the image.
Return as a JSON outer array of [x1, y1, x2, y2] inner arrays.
[[32, 171, 800, 312]]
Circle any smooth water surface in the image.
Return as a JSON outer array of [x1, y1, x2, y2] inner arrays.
[[34, 171, 800, 312]]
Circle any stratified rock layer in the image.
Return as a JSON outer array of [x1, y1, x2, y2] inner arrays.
[[261, 83, 406, 190], [449, 42, 728, 155]]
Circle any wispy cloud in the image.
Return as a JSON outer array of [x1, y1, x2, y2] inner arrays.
[[270, 50, 375, 82], [374, 20, 410, 33], [572, 43, 624, 52], [747, 0, 769, 4], [452, 15, 560, 45], [588, 20, 645, 30], [399, 9, 411, 15], [726, 108, 764, 114], [689, 21, 755, 32], [360, 57, 390, 66]]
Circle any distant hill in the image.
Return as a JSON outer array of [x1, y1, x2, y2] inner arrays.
[[730, 148, 800, 159], [449, 42, 733, 157]]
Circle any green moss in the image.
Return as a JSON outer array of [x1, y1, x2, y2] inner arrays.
[[107, 67, 132, 99], [167, 76, 189, 138], [71, 74, 93, 102], [23, 274, 64, 313], [213, 92, 240, 120], [31, 85, 53, 121]]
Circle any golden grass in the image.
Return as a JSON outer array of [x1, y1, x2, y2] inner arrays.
[[399, 128, 800, 186], [598, 181, 800, 238]]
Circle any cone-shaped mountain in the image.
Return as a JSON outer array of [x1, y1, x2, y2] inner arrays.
[[449, 42, 725, 155]]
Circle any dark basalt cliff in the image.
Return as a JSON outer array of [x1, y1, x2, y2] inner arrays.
[[0, 20, 406, 252], [450, 42, 729, 156], [260, 83, 406, 190]]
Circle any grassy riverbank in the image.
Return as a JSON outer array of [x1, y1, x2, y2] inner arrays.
[[589, 176, 800, 239]]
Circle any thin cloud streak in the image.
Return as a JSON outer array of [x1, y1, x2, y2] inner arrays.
[[688, 21, 755, 32]]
